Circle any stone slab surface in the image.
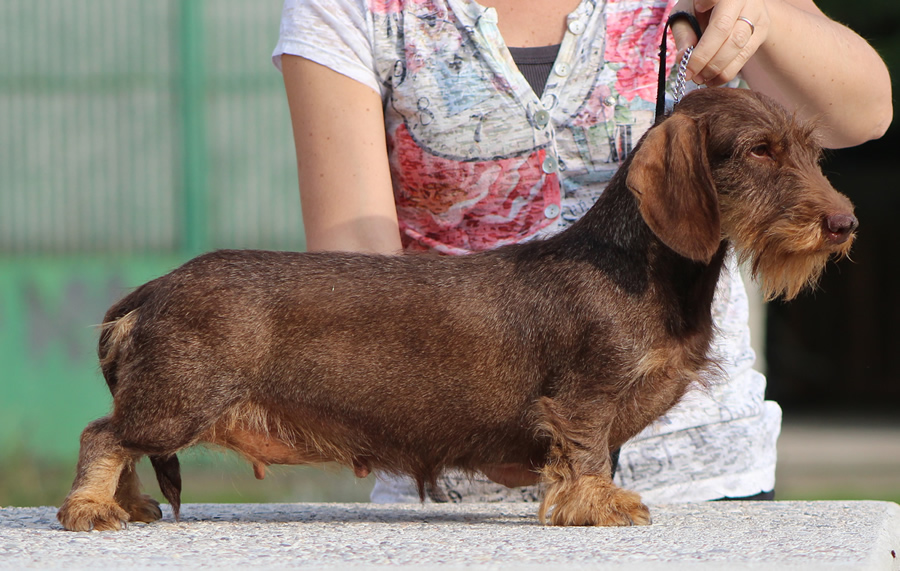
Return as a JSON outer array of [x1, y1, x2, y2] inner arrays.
[[1, 501, 898, 570]]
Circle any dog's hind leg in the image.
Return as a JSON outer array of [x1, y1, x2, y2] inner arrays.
[[114, 460, 163, 524], [536, 397, 650, 526], [57, 417, 135, 531]]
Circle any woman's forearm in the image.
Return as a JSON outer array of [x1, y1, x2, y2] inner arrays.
[[741, 0, 892, 148], [675, 0, 892, 148]]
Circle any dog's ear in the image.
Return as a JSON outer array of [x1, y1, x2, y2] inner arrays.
[[626, 113, 720, 263]]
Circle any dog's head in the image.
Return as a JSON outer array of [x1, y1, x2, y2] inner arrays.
[[625, 88, 857, 300]]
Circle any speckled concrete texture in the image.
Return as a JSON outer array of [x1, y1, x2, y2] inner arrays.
[[1, 501, 898, 569]]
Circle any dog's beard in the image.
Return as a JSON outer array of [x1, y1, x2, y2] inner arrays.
[[741, 240, 851, 301], [729, 212, 854, 301]]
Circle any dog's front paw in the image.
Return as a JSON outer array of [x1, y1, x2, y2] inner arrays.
[[541, 475, 651, 526], [57, 494, 130, 532]]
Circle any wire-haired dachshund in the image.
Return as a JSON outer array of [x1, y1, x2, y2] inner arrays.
[[58, 88, 857, 531]]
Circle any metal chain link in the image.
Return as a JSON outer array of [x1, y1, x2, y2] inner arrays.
[[673, 46, 694, 106]]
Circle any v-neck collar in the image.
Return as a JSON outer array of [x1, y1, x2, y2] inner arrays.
[[446, 0, 602, 106]]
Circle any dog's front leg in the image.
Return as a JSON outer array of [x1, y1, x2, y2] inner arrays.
[[536, 397, 650, 526]]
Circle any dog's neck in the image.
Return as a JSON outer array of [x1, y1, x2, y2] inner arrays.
[[546, 166, 728, 339]]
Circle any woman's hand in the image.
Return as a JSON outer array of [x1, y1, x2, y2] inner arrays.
[[671, 0, 770, 87], [669, 0, 892, 148]]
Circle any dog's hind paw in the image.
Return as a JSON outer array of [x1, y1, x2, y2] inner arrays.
[[120, 494, 163, 524], [541, 476, 651, 526], [57, 495, 130, 532]]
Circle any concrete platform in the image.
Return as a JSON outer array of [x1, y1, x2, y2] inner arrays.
[[1, 501, 898, 570]]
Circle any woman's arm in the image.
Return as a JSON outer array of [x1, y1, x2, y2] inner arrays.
[[672, 0, 892, 148], [282, 54, 402, 253]]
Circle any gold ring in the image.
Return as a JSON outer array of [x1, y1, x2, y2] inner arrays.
[[737, 16, 756, 35]]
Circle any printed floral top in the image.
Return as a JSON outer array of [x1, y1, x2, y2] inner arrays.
[[276, 0, 681, 253], [274, 0, 781, 502]]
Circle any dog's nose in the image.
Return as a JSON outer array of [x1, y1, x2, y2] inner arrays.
[[824, 213, 858, 244]]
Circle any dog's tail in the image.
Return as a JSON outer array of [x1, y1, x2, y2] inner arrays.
[[98, 281, 157, 393], [150, 454, 183, 521]]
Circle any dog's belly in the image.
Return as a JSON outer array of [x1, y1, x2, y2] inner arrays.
[[201, 399, 547, 482], [206, 426, 355, 480]]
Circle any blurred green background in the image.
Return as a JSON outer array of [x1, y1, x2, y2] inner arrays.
[[0, 0, 897, 507]]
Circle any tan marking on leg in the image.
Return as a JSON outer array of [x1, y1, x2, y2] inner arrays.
[[540, 472, 650, 527], [58, 419, 134, 532], [58, 455, 130, 531]]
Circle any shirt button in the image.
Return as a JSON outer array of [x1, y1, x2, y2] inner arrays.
[[568, 20, 585, 35], [542, 155, 559, 174], [534, 109, 550, 129], [604, 95, 617, 107], [544, 204, 561, 219], [554, 62, 571, 77]]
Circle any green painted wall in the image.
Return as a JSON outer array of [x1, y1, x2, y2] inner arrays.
[[0, 257, 183, 461], [0, 1, 304, 464]]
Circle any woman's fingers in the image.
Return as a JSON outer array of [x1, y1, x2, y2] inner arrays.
[[671, 0, 770, 86], [671, 0, 701, 57]]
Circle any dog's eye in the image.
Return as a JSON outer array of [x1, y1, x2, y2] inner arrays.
[[749, 144, 775, 161]]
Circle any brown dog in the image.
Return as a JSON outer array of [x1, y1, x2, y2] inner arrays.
[[57, 88, 856, 531]]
